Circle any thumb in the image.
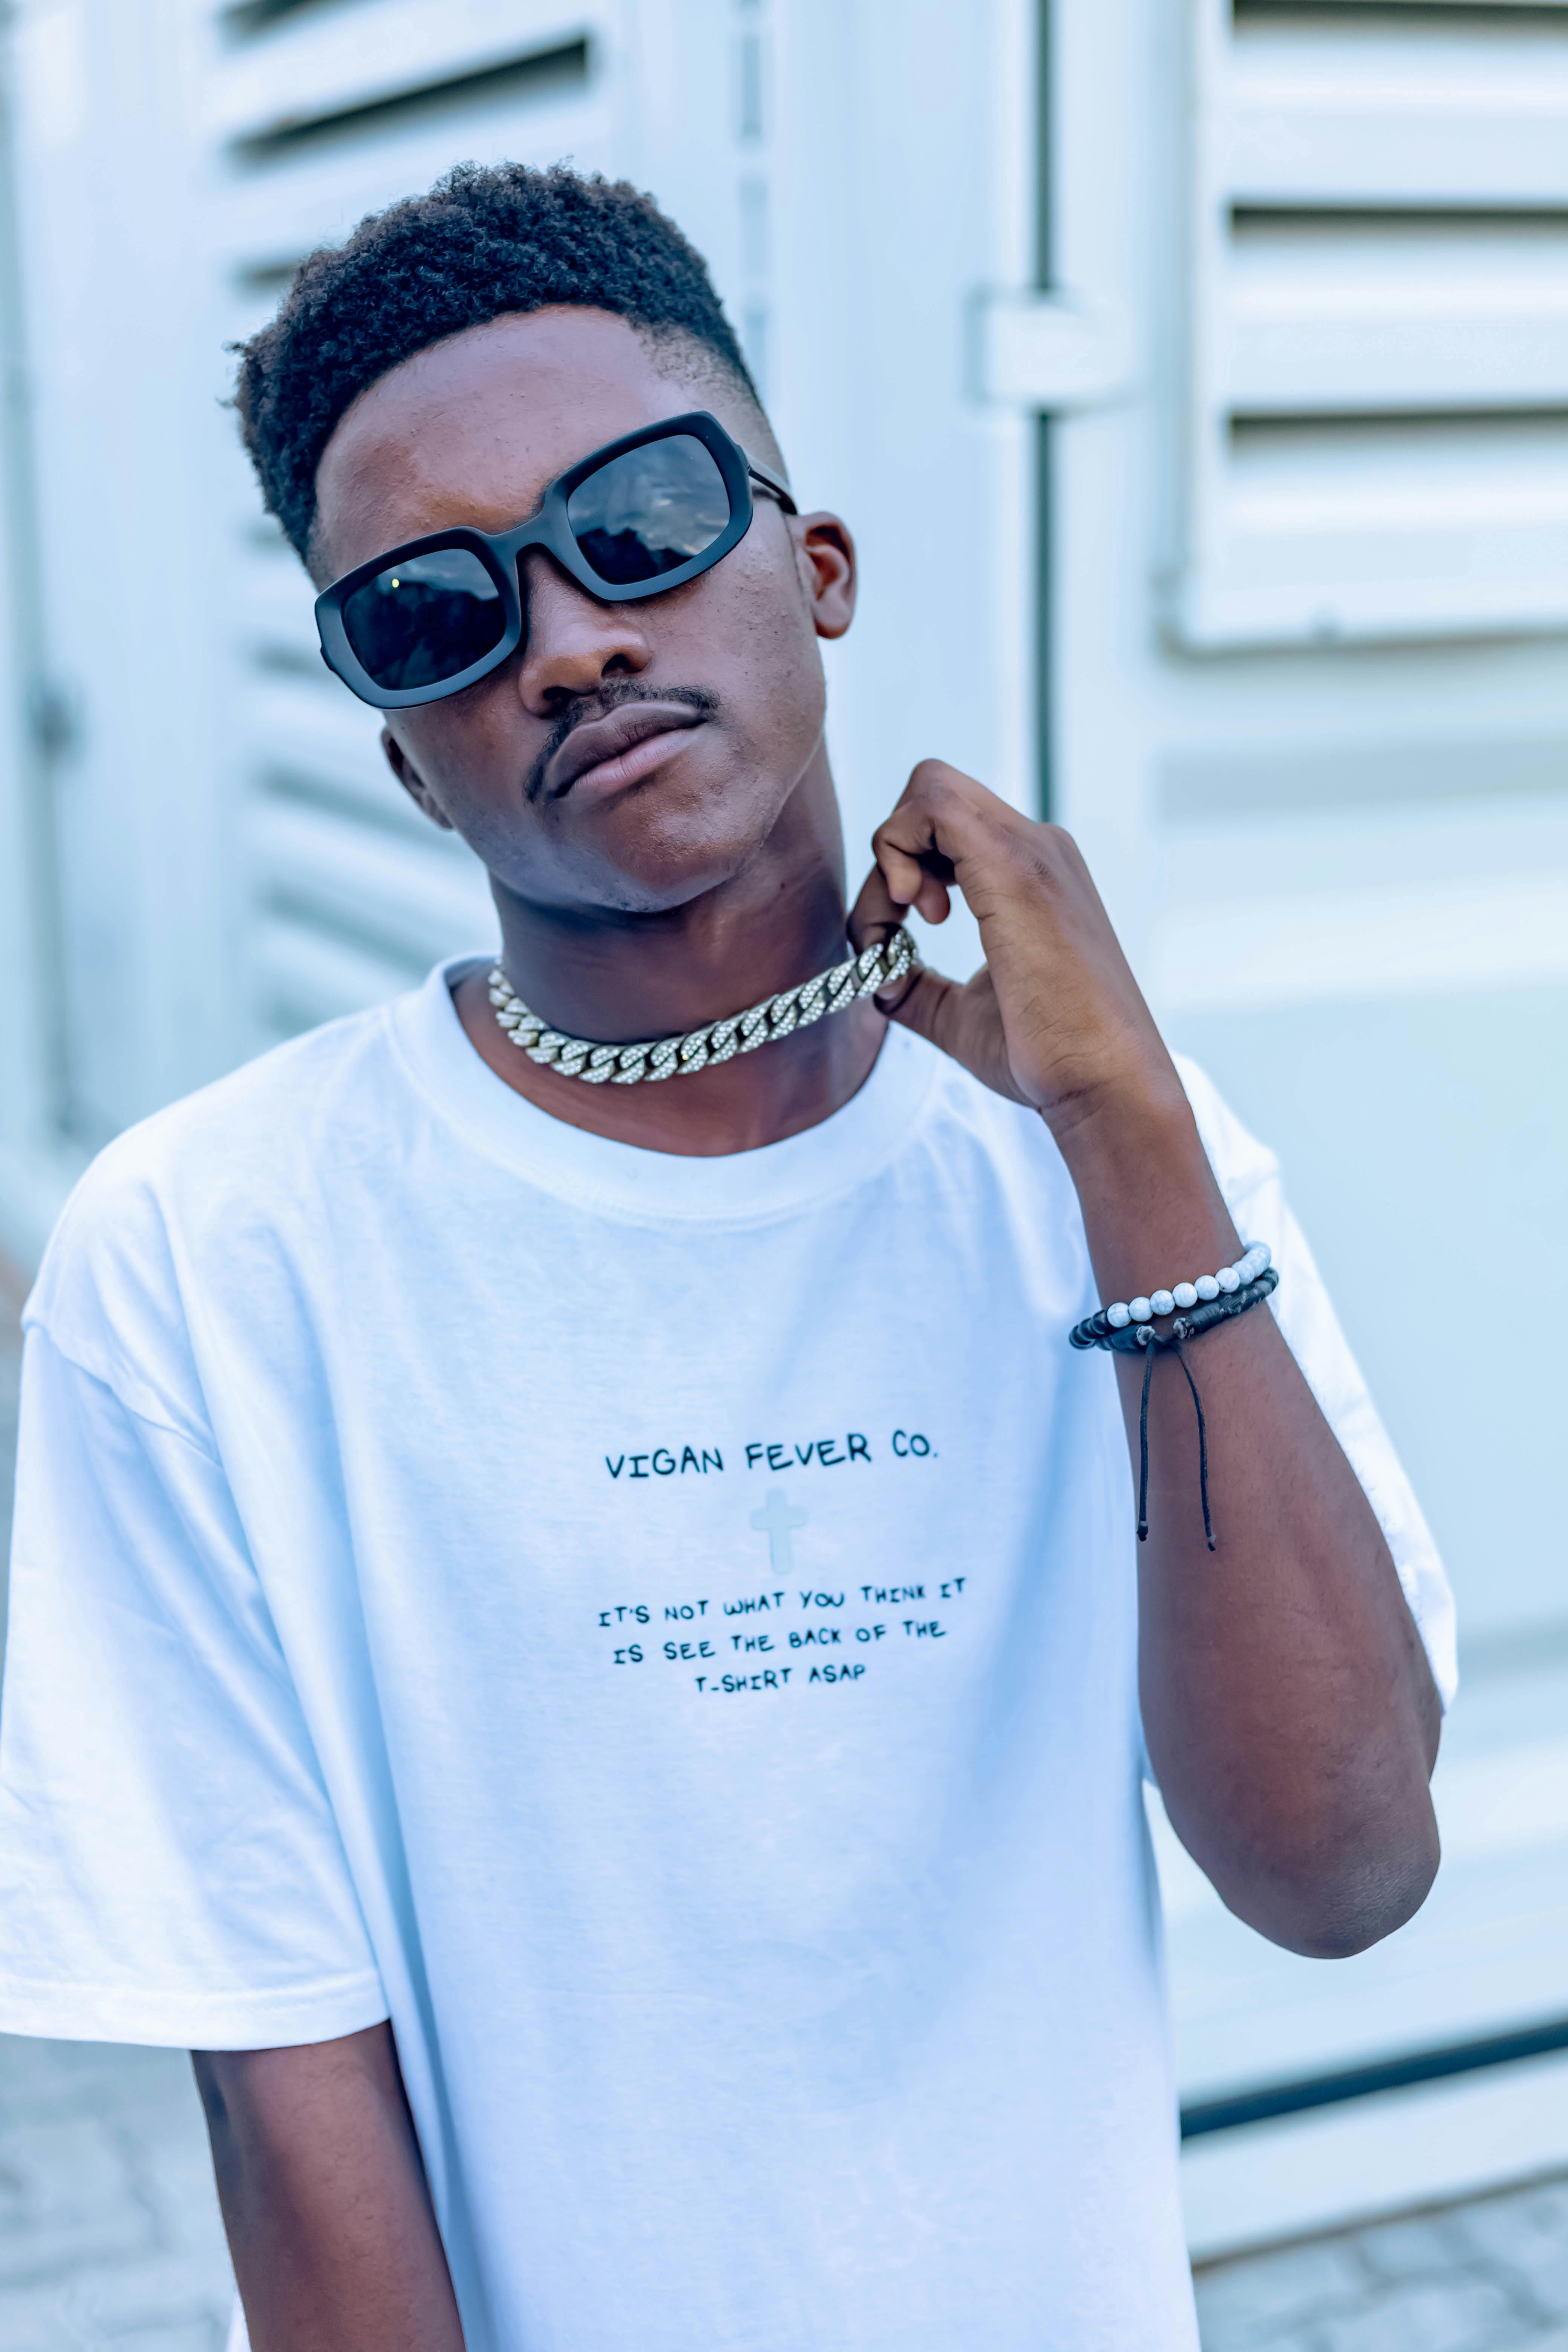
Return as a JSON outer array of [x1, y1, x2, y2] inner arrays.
[[848, 863, 963, 1038], [874, 961, 969, 1050]]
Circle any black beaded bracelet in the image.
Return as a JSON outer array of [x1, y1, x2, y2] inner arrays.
[[1069, 1268, 1280, 1551]]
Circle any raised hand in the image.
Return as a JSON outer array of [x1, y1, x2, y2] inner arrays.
[[849, 759, 1184, 1142], [851, 761, 1442, 1972]]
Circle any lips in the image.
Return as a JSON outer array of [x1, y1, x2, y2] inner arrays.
[[545, 701, 706, 799]]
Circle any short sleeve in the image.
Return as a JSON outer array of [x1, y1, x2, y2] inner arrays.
[[0, 1325, 389, 2047], [1176, 1055, 1458, 1713]]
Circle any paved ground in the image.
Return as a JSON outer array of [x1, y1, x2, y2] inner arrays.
[[0, 2035, 236, 2352], [1196, 2179, 1568, 2351], [4, 1263, 1568, 2349]]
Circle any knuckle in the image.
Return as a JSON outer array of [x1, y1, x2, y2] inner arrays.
[[908, 757, 969, 806], [1006, 819, 1080, 890]]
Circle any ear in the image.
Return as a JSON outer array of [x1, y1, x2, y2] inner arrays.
[[792, 512, 857, 642], [380, 726, 455, 831]]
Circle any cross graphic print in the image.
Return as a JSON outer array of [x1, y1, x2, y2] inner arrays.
[[750, 1489, 808, 1576]]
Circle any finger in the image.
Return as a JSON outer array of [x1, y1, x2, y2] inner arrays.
[[849, 868, 947, 986], [868, 835, 949, 925], [911, 871, 951, 924], [877, 963, 961, 1039], [847, 868, 946, 1015], [847, 861, 908, 950], [868, 828, 928, 912], [872, 766, 977, 917]]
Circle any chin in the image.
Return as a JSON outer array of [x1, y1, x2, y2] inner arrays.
[[565, 788, 788, 914], [588, 839, 769, 916]]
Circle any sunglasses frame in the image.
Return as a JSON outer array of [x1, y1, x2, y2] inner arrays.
[[314, 410, 796, 711]]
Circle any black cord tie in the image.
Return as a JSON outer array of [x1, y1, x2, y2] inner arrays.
[[1070, 1266, 1279, 1552], [1170, 1333, 1216, 1553], [1136, 1330, 1156, 1543]]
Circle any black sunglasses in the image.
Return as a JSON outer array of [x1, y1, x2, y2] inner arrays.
[[314, 410, 796, 711]]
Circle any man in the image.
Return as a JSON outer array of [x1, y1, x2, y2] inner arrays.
[[0, 165, 1452, 2351]]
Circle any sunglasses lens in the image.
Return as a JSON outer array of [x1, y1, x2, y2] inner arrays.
[[566, 434, 732, 586], [341, 546, 505, 692]]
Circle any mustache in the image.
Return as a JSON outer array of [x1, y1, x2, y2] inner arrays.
[[524, 681, 720, 803]]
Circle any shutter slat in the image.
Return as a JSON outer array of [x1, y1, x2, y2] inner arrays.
[[208, 0, 596, 144], [1228, 4, 1568, 207], [253, 912, 433, 1032], [248, 799, 495, 965], [1227, 106, 1568, 208], [208, 80, 606, 254], [1228, 296, 1568, 411]]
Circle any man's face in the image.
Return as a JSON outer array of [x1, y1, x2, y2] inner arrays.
[[311, 308, 855, 917]]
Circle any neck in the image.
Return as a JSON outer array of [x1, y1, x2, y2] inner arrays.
[[449, 757, 887, 1156]]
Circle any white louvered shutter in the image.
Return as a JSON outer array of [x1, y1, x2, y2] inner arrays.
[[1178, 0, 1568, 648]]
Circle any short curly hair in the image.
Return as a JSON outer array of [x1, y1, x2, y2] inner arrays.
[[233, 161, 760, 562]]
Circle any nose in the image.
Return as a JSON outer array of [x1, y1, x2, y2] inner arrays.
[[514, 547, 654, 714]]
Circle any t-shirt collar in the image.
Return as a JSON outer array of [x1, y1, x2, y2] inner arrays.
[[388, 954, 939, 1225]]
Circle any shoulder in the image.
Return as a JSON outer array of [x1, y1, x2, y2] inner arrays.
[[49, 999, 400, 1238], [25, 1003, 403, 1409]]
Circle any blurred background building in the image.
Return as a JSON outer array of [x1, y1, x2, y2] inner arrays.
[[0, 0, 1565, 2300]]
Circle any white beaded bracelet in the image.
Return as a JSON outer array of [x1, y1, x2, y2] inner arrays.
[[1102, 1243, 1271, 1332]]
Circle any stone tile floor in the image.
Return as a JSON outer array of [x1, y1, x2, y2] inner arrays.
[[3, 2030, 1566, 2352], [1195, 2178, 1568, 2351], [5, 1268, 1568, 2348], [0, 2035, 236, 2351]]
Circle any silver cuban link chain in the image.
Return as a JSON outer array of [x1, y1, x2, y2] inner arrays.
[[488, 926, 920, 1086]]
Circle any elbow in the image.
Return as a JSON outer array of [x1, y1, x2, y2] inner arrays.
[[1246, 1804, 1442, 1960]]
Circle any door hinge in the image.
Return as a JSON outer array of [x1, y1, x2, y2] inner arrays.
[[972, 289, 1138, 412]]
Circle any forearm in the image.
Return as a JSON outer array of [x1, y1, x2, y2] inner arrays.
[[1055, 1083, 1441, 1957], [858, 764, 1441, 1955], [193, 2023, 464, 2352]]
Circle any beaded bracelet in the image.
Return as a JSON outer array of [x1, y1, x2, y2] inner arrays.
[[1070, 1242, 1272, 1346], [1069, 1259, 1280, 1553]]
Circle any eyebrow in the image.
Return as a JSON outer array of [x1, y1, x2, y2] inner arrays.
[[331, 431, 796, 582]]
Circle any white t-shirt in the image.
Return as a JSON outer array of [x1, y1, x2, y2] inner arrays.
[[0, 957, 1454, 2352]]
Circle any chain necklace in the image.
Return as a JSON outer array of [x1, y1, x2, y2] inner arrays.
[[487, 927, 919, 1086]]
